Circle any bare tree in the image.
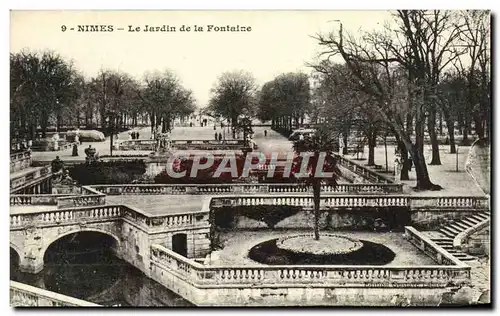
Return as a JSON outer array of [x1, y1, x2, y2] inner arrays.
[[313, 12, 444, 190]]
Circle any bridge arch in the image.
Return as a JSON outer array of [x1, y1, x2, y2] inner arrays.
[[10, 244, 22, 267], [40, 228, 122, 264]]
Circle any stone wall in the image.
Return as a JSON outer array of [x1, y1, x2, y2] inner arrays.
[[410, 210, 481, 230], [216, 206, 412, 232], [464, 227, 490, 256]]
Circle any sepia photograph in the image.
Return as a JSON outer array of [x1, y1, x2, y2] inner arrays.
[[8, 8, 491, 307]]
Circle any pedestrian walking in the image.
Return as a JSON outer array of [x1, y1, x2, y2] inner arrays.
[[215, 132, 218, 140], [264, 130, 267, 137], [218, 133, 223, 141]]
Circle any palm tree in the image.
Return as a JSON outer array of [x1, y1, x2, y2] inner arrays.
[[291, 124, 341, 240]]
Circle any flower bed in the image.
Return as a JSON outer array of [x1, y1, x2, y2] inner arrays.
[[276, 233, 363, 256]]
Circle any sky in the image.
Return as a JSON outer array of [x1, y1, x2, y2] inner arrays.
[[10, 10, 393, 107]]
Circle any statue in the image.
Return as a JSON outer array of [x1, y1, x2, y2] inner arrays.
[[394, 149, 402, 183], [52, 133, 60, 151], [339, 133, 345, 156], [84, 145, 99, 164], [51, 156, 64, 173]]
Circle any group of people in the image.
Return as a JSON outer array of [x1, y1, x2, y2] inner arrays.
[[130, 131, 141, 140]]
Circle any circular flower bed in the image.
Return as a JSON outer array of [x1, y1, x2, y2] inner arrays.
[[248, 237, 396, 265], [276, 234, 363, 256]]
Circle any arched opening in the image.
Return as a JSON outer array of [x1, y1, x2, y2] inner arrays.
[[10, 247, 20, 269], [41, 231, 124, 300], [172, 233, 188, 257]]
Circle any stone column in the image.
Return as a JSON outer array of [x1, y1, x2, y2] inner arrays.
[[19, 250, 44, 274]]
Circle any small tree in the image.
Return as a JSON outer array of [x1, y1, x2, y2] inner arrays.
[[291, 124, 341, 240]]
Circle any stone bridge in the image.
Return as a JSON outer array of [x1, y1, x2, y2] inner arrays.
[[10, 201, 212, 275]]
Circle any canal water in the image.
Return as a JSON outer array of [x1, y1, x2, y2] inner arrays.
[[10, 245, 192, 306]]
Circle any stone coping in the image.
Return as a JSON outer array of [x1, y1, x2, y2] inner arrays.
[[10, 281, 100, 307]]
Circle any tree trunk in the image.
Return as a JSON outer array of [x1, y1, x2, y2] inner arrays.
[[411, 147, 438, 190], [312, 179, 321, 241], [462, 124, 470, 145], [446, 119, 456, 154], [474, 116, 484, 139], [428, 109, 441, 165], [367, 129, 377, 166]]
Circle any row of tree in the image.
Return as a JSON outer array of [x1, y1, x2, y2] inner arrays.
[[10, 51, 197, 141], [205, 10, 490, 192], [312, 10, 490, 190]]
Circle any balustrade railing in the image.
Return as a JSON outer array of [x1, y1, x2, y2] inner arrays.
[[150, 244, 470, 290], [10, 151, 32, 173], [10, 203, 209, 232], [334, 154, 394, 184], [10, 165, 52, 191], [89, 183, 404, 196], [10, 194, 71, 206], [211, 194, 411, 209], [10, 281, 99, 307], [10, 205, 123, 229]]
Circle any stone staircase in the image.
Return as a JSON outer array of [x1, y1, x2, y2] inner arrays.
[[429, 212, 490, 262]]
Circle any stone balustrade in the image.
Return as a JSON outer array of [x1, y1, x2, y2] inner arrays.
[[10, 203, 209, 233], [209, 194, 489, 210], [211, 195, 410, 209], [10, 151, 32, 173], [410, 196, 490, 210], [10, 186, 106, 208], [10, 205, 124, 229], [10, 194, 71, 206], [171, 139, 245, 150], [334, 154, 394, 184], [10, 165, 52, 191], [89, 183, 404, 196], [150, 244, 471, 290], [118, 139, 156, 151], [10, 281, 99, 307]]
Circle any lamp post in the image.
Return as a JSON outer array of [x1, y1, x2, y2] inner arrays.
[[329, 19, 343, 45], [107, 112, 116, 157]]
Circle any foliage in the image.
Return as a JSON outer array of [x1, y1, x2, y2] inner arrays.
[[68, 160, 146, 185], [213, 206, 301, 229], [257, 72, 311, 134], [208, 70, 257, 128]]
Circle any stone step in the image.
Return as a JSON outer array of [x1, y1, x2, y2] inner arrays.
[[440, 226, 461, 235], [440, 245, 455, 250], [436, 240, 454, 245], [475, 213, 490, 220], [452, 222, 471, 230], [465, 216, 482, 224], [438, 230, 456, 238], [452, 253, 476, 261], [461, 219, 479, 227], [470, 215, 487, 223], [448, 223, 467, 232]]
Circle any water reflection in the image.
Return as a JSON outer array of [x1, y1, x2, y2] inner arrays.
[[10, 243, 192, 306]]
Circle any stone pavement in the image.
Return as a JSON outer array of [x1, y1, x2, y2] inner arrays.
[[353, 144, 486, 197], [105, 195, 207, 215]]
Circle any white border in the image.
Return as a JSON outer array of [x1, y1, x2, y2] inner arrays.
[[2, 1, 498, 315]]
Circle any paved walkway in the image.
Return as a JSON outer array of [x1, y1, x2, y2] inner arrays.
[[106, 195, 207, 215]]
